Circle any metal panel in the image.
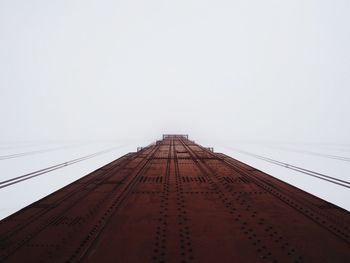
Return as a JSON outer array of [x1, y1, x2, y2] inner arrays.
[[0, 136, 349, 262]]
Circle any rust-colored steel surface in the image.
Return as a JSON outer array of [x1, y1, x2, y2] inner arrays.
[[0, 135, 349, 262]]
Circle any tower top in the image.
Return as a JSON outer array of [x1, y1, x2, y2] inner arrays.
[[162, 134, 188, 139]]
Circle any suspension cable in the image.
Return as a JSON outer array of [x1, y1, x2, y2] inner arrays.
[[225, 147, 350, 189], [0, 145, 124, 189], [0, 143, 89, 161], [270, 146, 350, 163]]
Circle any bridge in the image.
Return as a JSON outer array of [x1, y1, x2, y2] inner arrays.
[[0, 135, 349, 262]]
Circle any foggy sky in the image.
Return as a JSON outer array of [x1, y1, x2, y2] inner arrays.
[[1, 1, 350, 218], [1, 0, 349, 144]]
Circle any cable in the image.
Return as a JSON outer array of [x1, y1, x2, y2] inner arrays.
[[272, 146, 350, 163], [0, 146, 124, 189], [0, 143, 89, 161], [0, 141, 71, 150], [225, 147, 350, 189]]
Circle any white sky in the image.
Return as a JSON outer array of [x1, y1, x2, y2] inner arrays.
[[0, 1, 350, 218]]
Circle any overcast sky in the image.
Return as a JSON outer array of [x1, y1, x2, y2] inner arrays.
[[1, 0, 349, 143], [0, 1, 350, 217]]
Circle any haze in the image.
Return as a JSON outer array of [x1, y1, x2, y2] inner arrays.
[[0, 1, 349, 218]]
